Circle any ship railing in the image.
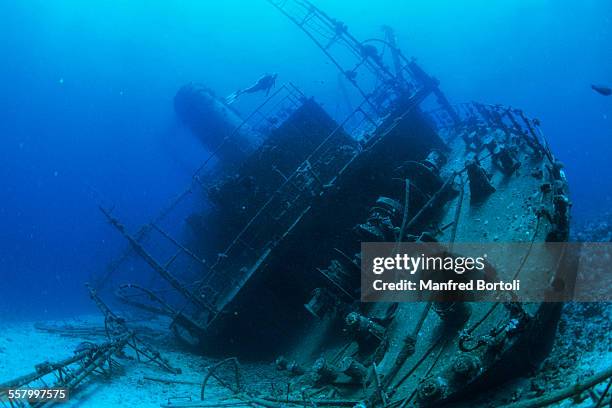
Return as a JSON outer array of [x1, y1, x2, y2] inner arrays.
[[192, 82, 307, 181], [266, 0, 439, 118], [232, 82, 307, 147], [97, 83, 308, 292], [267, 0, 398, 111], [425, 101, 554, 161], [197, 98, 375, 305], [199, 84, 439, 318]]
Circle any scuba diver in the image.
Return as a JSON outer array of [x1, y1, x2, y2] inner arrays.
[[226, 73, 278, 104]]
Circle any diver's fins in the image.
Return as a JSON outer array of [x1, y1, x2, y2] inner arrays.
[[225, 90, 243, 104]]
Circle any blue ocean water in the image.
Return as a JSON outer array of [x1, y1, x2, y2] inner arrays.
[[0, 0, 610, 318]]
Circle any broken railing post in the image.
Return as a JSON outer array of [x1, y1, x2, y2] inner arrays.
[[86, 284, 182, 375]]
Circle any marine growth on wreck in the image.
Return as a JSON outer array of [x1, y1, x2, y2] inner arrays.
[[1, 1, 611, 408]]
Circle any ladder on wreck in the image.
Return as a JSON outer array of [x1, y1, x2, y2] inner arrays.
[[266, 0, 459, 123], [267, 0, 407, 106]]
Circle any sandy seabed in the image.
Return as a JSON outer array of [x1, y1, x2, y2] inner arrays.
[[0, 305, 611, 408], [0, 314, 258, 408]]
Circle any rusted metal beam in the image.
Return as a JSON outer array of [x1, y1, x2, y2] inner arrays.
[[98, 206, 215, 314]]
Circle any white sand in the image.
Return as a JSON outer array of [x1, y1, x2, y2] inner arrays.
[[0, 314, 238, 407], [1, 310, 610, 407]]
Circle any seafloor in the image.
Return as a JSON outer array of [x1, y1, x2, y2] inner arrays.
[[0, 314, 278, 407], [1, 305, 610, 407]]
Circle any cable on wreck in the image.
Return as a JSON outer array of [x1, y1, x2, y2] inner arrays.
[[460, 197, 544, 345], [201, 357, 243, 400], [496, 365, 612, 408], [594, 377, 612, 408]]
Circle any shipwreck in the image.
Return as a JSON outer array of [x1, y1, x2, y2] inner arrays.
[[3, 1, 588, 407]]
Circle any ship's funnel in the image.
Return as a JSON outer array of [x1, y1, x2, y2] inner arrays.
[[174, 83, 254, 166]]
